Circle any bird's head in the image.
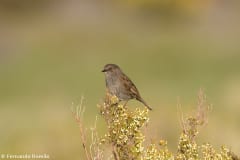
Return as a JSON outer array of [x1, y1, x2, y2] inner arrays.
[[102, 64, 121, 75]]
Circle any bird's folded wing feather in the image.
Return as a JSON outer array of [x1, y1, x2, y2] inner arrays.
[[122, 74, 140, 99]]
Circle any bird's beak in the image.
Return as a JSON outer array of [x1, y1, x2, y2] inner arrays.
[[102, 69, 106, 72]]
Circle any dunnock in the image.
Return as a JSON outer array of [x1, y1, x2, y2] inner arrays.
[[102, 64, 152, 110]]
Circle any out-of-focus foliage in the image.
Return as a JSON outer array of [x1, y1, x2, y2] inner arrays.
[[117, 0, 212, 16]]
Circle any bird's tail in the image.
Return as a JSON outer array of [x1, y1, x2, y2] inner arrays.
[[137, 97, 153, 110]]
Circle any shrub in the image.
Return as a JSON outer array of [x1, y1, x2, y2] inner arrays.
[[72, 90, 239, 160]]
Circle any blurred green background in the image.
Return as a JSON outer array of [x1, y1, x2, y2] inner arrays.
[[0, 0, 240, 159]]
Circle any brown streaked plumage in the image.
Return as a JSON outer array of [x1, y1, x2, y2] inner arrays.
[[102, 64, 152, 110]]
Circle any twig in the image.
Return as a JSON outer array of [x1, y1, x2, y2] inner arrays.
[[71, 96, 92, 160], [90, 116, 103, 160], [177, 97, 186, 133], [112, 144, 119, 160]]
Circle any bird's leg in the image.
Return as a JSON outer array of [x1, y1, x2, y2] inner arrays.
[[123, 100, 129, 108]]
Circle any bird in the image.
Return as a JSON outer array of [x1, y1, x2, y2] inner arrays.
[[102, 64, 152, 110]]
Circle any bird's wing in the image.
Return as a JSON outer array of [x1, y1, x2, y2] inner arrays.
[[121, 73, 140, 99], [121, 73, 153, 110]]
